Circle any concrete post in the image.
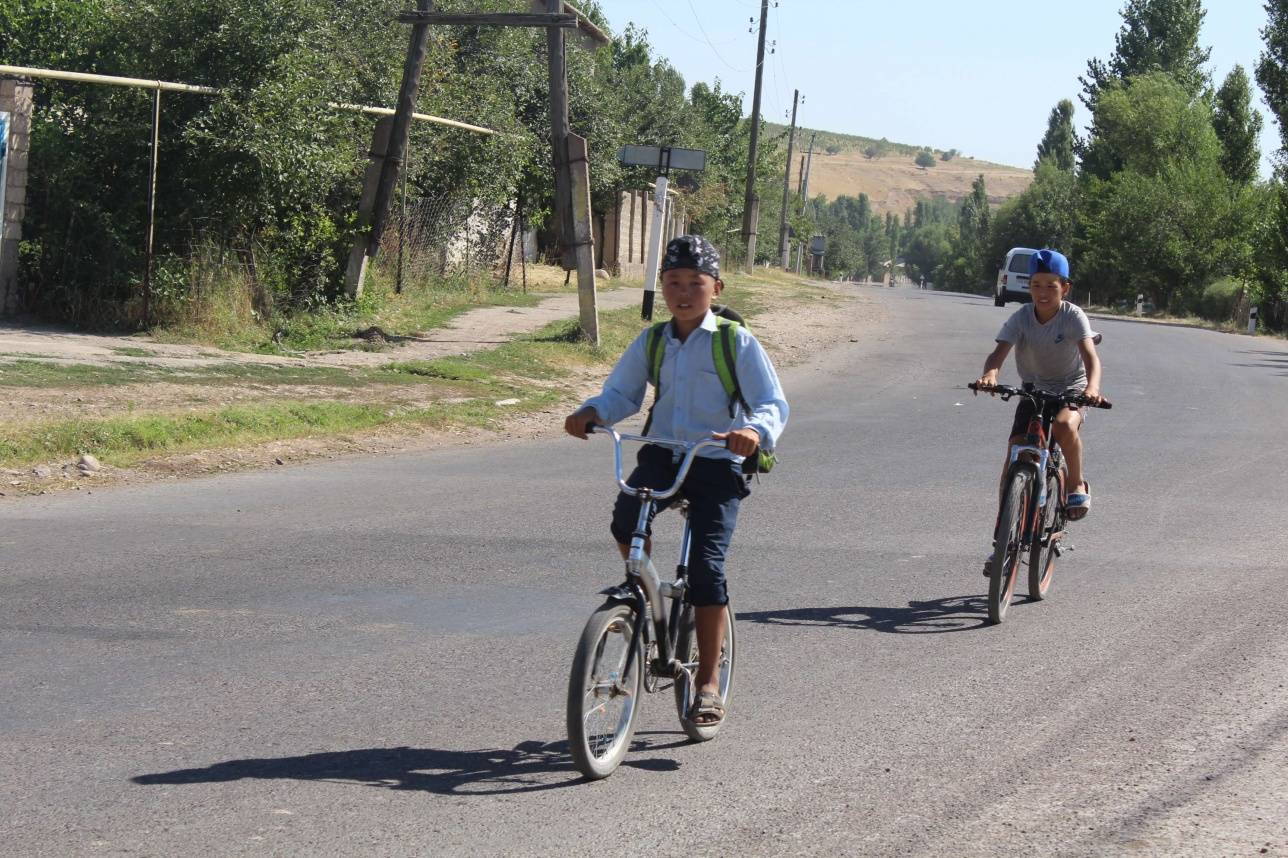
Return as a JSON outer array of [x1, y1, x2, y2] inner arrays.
[[1248, 306, 1259, 336], [0, 79, 33, 316]]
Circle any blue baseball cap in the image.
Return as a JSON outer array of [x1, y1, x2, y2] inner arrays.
[[1028, 248, 1070, 279]]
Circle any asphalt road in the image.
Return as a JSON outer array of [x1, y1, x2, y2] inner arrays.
[[4, 286, 1287, 857]]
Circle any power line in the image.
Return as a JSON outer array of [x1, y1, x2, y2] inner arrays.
[[680, 0, 751, 73]]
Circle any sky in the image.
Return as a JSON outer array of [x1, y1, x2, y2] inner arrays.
[[595, 0, 1282, 176]]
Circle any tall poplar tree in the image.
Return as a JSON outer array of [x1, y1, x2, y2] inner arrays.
[[1079, 0, 1211, 113], [1035, 99, 1077, 172], [1213, 66, 1263, 185]]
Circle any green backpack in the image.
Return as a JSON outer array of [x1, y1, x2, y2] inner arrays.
[[642, 316, 776, 474]]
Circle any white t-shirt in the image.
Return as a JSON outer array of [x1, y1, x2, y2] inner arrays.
[[996, 302, 1097, 393]]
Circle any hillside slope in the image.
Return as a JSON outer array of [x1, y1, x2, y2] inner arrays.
[[767, 124, 1033, 214]]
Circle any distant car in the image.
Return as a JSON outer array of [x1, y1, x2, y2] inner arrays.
[[994, 247, 1036, 306]]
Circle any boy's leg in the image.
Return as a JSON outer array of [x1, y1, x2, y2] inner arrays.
[[1051, 408, 1085, 494], [681, 458, 749, 720], [609, 445, 677, 560]]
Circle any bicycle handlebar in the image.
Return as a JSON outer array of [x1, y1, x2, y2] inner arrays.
[[968, 382, 1113, 410], [588, 425, 728, 500]]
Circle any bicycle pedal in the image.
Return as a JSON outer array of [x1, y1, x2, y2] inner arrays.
[[1053, 541, 1073, 556]]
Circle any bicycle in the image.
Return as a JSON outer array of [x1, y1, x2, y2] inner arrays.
[[968, 383, 1113, 624], [565, 426, 736, 780]]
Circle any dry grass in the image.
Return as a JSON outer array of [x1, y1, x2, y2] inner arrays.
[[806, 150, 1033, 214]]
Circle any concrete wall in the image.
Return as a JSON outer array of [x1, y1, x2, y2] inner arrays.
[[596, 188, 687, 279], [0, 79, 32, 316]]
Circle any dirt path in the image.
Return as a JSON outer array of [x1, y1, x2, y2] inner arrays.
[[0, 288, 645, 369]]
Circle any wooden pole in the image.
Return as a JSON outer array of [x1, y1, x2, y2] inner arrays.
[[740, 0, 769, 272], [547, 0, 576, 271], [778, 88, 799, 269], [345, 0, 433, 298], [566, 134, 599, 343], [141, 88, 161, 328]]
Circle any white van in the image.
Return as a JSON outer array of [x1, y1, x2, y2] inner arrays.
[[994, 247, 1036, 306]]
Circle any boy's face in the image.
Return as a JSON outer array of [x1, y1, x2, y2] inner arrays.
[[661, 268, 722, 325], [1028, 272, 1069, 311]]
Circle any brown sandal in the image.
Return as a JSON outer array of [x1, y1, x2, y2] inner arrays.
[[688, 691, 726, 726]]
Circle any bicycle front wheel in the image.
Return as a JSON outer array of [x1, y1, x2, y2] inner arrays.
[[673, 602, 736, 742], [1028, 470, 1063, 600], [566, 601, 644, 780], [989, 469, 1033, 624]]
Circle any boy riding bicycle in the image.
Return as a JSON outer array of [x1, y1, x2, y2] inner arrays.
[[974, 248, 1103, 544], [564, 235, 788, 727]]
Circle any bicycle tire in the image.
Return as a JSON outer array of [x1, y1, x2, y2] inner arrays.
[[1028, 469, 1063, 600], [988, 469, 1032, 624], [566, 601, 644, 780], [672, 602, 736, 742]]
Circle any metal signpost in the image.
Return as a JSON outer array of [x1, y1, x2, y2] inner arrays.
[[0, 111, 9, 223], [617, 145, 705, 321]]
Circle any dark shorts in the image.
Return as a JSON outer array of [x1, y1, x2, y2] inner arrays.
[[1009, 391, 1084, 440], [610, 444, 750, 607]]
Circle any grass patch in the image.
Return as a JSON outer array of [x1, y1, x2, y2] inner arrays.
[[0, 392, 563, 469], [111, 346, 156, 358], [150, 262, 570, 355], [0, 267, 833, 469]]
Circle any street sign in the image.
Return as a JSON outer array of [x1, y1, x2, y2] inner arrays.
[[618, 145, 706, 173]]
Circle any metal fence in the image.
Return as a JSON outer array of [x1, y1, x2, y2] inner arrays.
[[371, 189, 523, 293]]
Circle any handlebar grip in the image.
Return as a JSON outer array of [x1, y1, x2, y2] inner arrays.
[[1095, 399, 1112, 410]]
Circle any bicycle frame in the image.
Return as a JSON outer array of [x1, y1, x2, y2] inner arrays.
[[592, 426, 725, 691]]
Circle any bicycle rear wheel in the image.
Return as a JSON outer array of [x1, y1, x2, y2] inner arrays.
[[673, 602, 736, 742], [1028, 469, 1063, 600], [988, 469, 1032, 624], [566, 601, 644, 780]]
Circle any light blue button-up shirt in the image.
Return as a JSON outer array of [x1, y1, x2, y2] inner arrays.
[[582, 311, 789, 463]]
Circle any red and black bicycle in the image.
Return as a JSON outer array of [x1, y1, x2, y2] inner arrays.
[[969, 383, 1113, 624]]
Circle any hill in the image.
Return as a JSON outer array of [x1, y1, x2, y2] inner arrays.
[[764, 124, 1033, 215]]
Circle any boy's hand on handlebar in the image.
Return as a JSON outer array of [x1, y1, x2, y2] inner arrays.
[[973, 371, 999, 394], [1082, 386, 1102, 406], [564, 406, 601, 439], [714, 427, 760, 457]]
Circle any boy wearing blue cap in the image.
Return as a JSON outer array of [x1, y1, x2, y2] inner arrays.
[[564, 234, 788, 727], [974, 248, 1103, 533]]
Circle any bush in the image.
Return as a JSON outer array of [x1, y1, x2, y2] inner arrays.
[[1199, 277, 1245, 322]]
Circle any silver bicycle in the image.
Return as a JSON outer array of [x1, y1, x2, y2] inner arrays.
[[566, 426, 736, 780]]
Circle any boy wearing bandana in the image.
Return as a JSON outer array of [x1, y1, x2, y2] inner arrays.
[[564, 235, 789, 727]]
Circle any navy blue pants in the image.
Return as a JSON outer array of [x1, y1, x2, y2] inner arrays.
[[610, 444, 750, 607]]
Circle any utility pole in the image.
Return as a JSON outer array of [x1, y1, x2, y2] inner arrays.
[[345, 0, 434, 297], [777, 88, 799, 270], [546, 0, 576, 272], [801, 131, 816, 199], [740, 0, 769, 272]]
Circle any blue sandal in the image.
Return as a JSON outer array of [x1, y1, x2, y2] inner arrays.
[[1066, 482, 1091, 520]]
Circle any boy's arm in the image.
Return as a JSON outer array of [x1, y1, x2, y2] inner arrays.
[[975, 341, 1012, 389], [564, 331, 649, 439], [1078, 338, 1102, 403], [729, 333, 789, 452]]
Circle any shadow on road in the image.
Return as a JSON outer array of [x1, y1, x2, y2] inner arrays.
[[132, 734, 684, 795], [1231, 349, 1288, 375], [738, 595, 994, 634]]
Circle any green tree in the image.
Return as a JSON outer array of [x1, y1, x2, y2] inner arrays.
[[914, 148, 936, 169], [1255, 0, 1288, 328], [1258, 0, 1288, 149], [1077, 73, 1253, 311], [1079, 0, 1211, 112], [1035, 99, 1077, 172], [1212, 66, 1263, 185], [988, 162, 1077, 270]]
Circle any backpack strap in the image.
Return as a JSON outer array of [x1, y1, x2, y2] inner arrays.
[[641, 321, 669, 436], [712, 318, 752, 418]]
